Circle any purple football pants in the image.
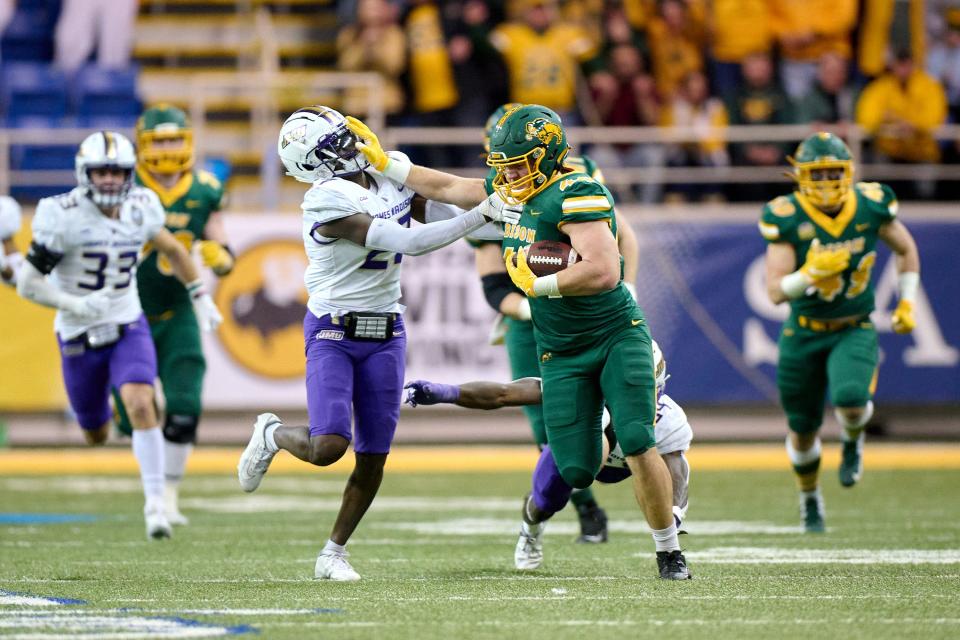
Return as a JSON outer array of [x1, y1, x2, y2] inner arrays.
[[303, 312, 406, 454], [58, 315, 157, 430]]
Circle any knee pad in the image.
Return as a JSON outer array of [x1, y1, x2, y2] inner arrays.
[[558, 465, 595, 490], [163, 414, 199, 444], [786, 411, 820, 435], [832, 383, 870, 411]]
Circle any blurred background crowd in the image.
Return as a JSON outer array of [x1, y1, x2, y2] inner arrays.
[[1, 0, 960, 205]]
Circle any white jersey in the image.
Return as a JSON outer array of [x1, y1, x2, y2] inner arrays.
[[32, 186, 165, 339], [0, 195, 21, 239], [603, 393, 693, 467], [301, 159, 415, 317]]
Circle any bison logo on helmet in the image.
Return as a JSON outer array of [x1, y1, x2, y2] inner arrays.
[[525, 118, 563, 146]]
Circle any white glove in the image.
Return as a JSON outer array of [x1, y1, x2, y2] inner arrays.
[[478, 193, 522, 225], [61, 290, 112, 321], [187, 280, 223, 332]]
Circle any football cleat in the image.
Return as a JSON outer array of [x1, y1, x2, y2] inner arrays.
[[144, 503, 172, 540], [801, 491, 826, 533], [574, 503, 608, 543], [514, 525, 544, 570], [237, 413, 281, 493], [315, 551, 361, 582], [164, 484, 189, 526], [839, 432, 865, 488], [656, 550, 692, 580]]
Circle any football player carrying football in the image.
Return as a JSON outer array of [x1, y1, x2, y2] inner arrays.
[[237, 106, 519, 582], [347, 105, 691, 580], [17, 131, 222, 540], [470, 103, 640, 544], [113, 104, 234, 526], [0, 194, 23, 286], [760, 132, 921, 532], [404, 340, 693, 571]]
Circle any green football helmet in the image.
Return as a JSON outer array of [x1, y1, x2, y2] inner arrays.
[[788, 132, 854, 210], [483, 103, 522, 155], [486, 104, 569, 204], [136, 103, 195, 174]]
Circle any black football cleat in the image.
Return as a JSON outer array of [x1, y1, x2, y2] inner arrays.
[[574, 503, 608, 543], [657, 550, 693, 580]]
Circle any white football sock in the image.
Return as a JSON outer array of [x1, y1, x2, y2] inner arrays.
[[323, 539, 347, 555], [651, 522, 680, 552], [521, 520, 544, 537], [132, 427, 165, 503], [785, 436, 822, 466], [163, 440, 193, 483]]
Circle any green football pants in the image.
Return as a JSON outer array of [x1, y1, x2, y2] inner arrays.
[[777, 314, 879, 435], [537, 319, 657, 489], [504, 317, 547, 446]]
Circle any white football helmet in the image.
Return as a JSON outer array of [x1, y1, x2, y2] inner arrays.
[[75, 131, 136, 207], [278, 106, 368, 183], [652, 339, 669, 396]]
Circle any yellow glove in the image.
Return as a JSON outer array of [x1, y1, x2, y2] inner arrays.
[[891, 299, 915, 334], [800, 238, 850, 282], [345, 116, 389, 172], [197, 240, 233, 275], [504, 247, 537, 297]]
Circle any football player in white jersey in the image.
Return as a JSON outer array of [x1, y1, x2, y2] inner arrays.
[[0, 195, 23, 286], [17, 131, 223, 540], [237, 106, 520, 582], [404, 340, 693, 572]]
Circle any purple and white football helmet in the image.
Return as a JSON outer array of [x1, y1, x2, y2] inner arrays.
[[278, 106, 368, 183]]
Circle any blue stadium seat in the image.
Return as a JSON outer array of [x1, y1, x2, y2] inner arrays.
[[0, 4, 58, 62], [72, 65, 142, 125], [0, 63, 69, 126], [10, 144, 76, 171]]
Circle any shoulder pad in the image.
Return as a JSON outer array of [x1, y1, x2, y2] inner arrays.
[[557, 175, 612, 216], [302, 181, 362, 224], [759, 195, 798, 242], [196, 169, 223, 192], [855, 181, 898, 218]]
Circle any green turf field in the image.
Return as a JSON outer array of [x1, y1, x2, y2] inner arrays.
[[2, 448, 960, 639]]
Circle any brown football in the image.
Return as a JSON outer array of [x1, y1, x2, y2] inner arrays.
[[517, 240, 580, 277]]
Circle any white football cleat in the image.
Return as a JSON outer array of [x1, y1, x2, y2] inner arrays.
[[238, 413, 281, 493], [315, 551, 361, 582], [144, 503, 172, 540], [514, 524, 544, 570], [164, 484, 189, 526]]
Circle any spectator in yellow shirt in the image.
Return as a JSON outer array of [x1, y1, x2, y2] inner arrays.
[[856, 49, 948, 164], [489, 0, 596, 123], [773, 0, 858, 99], [660, 70, 729, 201], [707, 0, 776, 99], [646, 0, 707, 101], [337, 0, 407, 118]]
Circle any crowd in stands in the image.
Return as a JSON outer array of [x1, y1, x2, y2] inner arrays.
[[338, 0, 960, 201]]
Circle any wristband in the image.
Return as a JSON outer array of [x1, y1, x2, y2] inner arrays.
[[381, 155, 412, 184], [532, 274, 561, 298], [186, 279, 206, 299], [779, 270, 812, 299], [898, 272, 919, 303]]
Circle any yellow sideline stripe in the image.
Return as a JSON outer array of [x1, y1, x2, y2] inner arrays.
[[1, 444, 960, 475]]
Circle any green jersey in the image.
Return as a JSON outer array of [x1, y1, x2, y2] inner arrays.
[[135, 167, 225, 315], [470, 154, 604, 250], [759, 181, 898, 319], [493, 170, 635, 353]]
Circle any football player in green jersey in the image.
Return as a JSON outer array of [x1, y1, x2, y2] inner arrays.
[[114, 104, 235, 525], [472, 103, 639, 543], [760, 132, 921, 533], [346, 105, 690, 580]]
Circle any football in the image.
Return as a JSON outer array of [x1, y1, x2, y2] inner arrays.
[[516, 240, 580, 276]]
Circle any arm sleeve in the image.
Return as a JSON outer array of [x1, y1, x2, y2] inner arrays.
[[17, 259, 74, 310], [365, 206, 489, 256], [426, 199, 504, 243], [0, 196, 22, 238]]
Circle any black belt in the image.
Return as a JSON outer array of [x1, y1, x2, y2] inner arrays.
[[330, 312, 398, 341]]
